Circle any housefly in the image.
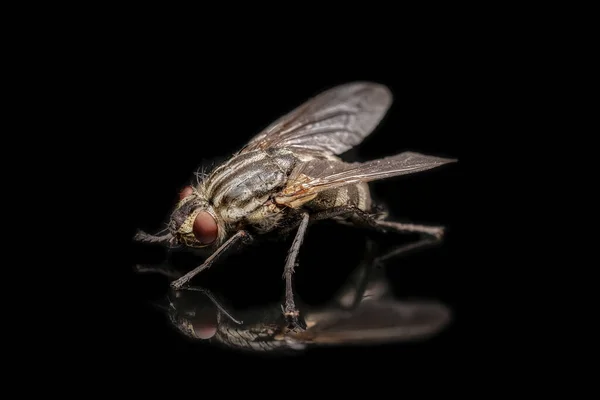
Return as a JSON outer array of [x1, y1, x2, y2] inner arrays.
[[134, 82, 457, 329], [146, 247, 451, 353]]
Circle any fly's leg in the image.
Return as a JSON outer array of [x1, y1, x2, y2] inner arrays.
[[356, 210, 445, 240], [311, 205, 446, 264], [133, 230, 176, 247], [372, 236, 441, 266], [182, 287, 244, 325], [334, 239, 380, 310], [282, 212, 310, 330], [170, 230, 253, 290], [347, 210, 446, 265], [375, 220, 445, 240], [336, 235, 441, 310], [134, 263, 182, 279], [313, 205, 445, 240]]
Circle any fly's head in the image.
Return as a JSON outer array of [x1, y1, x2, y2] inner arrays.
[[168, 185, 221, 249]]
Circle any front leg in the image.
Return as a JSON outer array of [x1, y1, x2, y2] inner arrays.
[[134, 263, 182, 279], [282, 212, 310, 329], [182, 287, 243, 325], [375, 220, 445, 240], [133, 230, 177, 247], [170, 230, 252, 290]]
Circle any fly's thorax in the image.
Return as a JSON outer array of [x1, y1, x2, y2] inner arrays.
[[204, 149, 299, 224]]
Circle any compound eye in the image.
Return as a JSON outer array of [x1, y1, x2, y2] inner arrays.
[[192, 211, 218, 245], [179, 185, 193, 200], [191, 307, 218, 339]]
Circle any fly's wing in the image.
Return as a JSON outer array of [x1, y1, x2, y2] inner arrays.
[[275, 151, 457, 207], [237, 82, 392, 156], [292, 300, 451, 346]]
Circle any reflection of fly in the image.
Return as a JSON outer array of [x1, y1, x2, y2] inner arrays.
[[135, 82, 457, 328], [153, 259, 451, 354]]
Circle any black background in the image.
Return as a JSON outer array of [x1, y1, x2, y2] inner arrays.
[[90, 29, 488, 387]]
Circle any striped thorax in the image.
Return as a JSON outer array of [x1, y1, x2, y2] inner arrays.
[[169, 148, 300, 248]]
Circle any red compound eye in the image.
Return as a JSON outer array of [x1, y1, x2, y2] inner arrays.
[[192, 211, 218, 245], [191, 307, 218, 339], [179, 185, 193, 200]]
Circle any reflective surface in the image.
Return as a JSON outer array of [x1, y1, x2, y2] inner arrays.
[[135, 237, 452, 355]]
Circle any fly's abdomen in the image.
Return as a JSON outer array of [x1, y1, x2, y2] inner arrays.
[[306, 182, 372, 212]]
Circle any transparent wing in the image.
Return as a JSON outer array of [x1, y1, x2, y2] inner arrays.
[[275, 151, 457, 207], [237, 82, 392, 156], [294, 300, 451, 346]]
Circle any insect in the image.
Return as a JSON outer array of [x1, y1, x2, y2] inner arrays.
[[149, 251, 451, 353], [134, 81, 457, 329]]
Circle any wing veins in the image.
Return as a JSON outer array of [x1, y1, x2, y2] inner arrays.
[[284, 126, 365, 145], [238, 82, 392, 156], [276, 152, 457, 204], [311, 163, 428, 185], [276, 109, 356, 140]]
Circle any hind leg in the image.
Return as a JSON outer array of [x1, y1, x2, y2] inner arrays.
[[310, 205, 445, 240]]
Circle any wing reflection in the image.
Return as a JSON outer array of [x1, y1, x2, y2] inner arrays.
[[149, 258, 451, 353]]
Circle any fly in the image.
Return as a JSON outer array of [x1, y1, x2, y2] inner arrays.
[[134, 81, 457, 329]]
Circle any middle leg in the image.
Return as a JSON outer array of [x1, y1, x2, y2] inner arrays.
[[282, 212, 310, 329]]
